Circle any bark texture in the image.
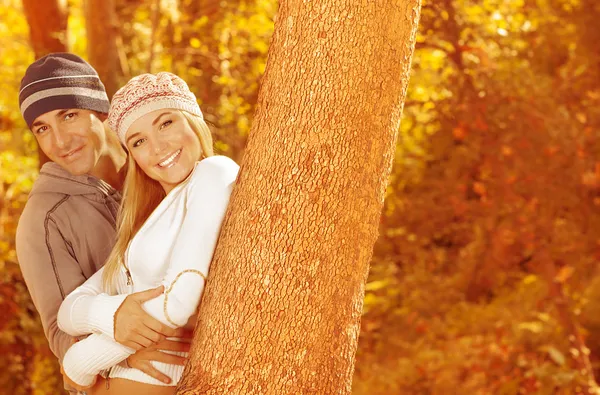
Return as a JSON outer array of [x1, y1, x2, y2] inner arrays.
[[21, 0, 69, 168], [178, 1, 421, 393], [84, 0, 120, 98]]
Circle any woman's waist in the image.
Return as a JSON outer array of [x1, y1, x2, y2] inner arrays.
[[78, 376, 174, 395], [103, 377, 177, 394]]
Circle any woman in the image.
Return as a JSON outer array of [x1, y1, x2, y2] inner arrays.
[[56, 72, 239, 394]]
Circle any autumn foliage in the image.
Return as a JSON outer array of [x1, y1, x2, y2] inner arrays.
[[1, 0, 599, 393]]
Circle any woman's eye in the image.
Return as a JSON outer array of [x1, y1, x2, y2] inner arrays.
[[132, 138, 146, 148], [159, 120, 172, 130]]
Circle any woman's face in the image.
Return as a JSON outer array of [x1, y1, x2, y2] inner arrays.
[[125, 110, 202, 194]]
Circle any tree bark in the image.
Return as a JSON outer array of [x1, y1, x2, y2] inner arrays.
[[84, 0, 120, 99], [21, 0, 69, 168], [178, 1, 421, 394]]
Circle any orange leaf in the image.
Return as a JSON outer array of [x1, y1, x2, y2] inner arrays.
[[474, 116, 488, 131], [473, 182, 486, 196], [555, 266, 575, 283], [452, 125, 467, 141], [544, 145, 559, 156]]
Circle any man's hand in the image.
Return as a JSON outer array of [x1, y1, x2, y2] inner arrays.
[[126, 338, 191, 384], [114, 286, 184, 350]]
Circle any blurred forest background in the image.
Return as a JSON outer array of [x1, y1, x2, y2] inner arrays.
[[1, 0, 599, 393]]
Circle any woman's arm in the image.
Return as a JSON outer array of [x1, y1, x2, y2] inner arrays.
[[61, 333, 134, 387], [57, 266, 128, 339], [142, 156, 239, 327]]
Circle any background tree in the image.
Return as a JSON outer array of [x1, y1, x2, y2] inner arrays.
[[21, 0, 69, 167], [21, 0, 68, 58], [83, 0, 120, 98]]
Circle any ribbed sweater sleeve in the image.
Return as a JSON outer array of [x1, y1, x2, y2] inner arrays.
[[57, 266, 128, 339], [61, 333, 133, 386], [57, 265, 133, 386]]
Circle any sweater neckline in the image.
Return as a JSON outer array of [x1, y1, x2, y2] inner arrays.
[[139, 160, 200, 233]]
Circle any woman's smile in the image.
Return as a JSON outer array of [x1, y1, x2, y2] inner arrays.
[[157, 149, 182, 168]]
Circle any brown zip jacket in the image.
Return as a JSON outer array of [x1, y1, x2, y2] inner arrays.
[[16, 162, 121, 366]]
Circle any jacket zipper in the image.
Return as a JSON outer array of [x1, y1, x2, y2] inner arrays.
[[125, 266, 133, 286], [124, 240, 134, 286], [124, 231, 136, 287], [105, 367, 112, 389]]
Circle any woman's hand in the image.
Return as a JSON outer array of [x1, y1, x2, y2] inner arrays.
[[114, 286, 184, 349], [126, 338, 191, 384]]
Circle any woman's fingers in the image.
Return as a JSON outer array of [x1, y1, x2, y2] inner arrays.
[[155, 339, 191, 353], [149, 350, 187, 366], [143, 317, 181, 338], [134, 361, 172, 384], [132, 332, 155, 348], [125, 335, 151, 351]]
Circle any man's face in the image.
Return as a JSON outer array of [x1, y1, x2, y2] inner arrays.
[[31, 109, 107, 176]]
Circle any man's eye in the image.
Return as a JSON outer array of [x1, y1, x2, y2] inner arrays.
[[35, 126, 48, 135], [64, 112, 78, 121], [160, 120, 172, 130], [132, 138, 146, 148]]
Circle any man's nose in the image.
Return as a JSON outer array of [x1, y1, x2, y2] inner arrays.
[[53, 127, 72, 150]]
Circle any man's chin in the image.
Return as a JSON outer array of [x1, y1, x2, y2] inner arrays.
[[58, 161, 93, 176]]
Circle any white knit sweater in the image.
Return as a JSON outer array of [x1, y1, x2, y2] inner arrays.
[[56, 156, 239, 387]]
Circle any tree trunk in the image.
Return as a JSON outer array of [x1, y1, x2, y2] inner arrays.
[[21, 0, 69, 168], [178, 1, 422, 393], [84, 0, 120, 99], [21, 0, 68, 57]]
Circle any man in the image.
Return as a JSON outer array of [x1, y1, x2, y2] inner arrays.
[[16, 53, 187, 393]]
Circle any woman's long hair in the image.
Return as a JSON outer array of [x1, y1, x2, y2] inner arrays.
[[102, 110, 214, 293]]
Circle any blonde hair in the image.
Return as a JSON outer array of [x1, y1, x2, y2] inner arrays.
[[102, 110, 214, 293]]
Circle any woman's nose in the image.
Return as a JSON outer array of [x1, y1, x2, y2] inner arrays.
[[151, 137, 168, 154]]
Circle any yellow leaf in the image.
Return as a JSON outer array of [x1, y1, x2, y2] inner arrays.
[[190, 38, 201, 48]]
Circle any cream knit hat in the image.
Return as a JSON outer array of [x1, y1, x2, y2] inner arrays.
[[108, 72, 203, 145]]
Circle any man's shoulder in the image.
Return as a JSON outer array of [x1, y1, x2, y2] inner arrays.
[[16, 192, 73, 238], [20, 191, 73, 222]]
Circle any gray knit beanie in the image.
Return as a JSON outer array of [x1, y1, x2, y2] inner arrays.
[[19, 53, 110, 128]]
